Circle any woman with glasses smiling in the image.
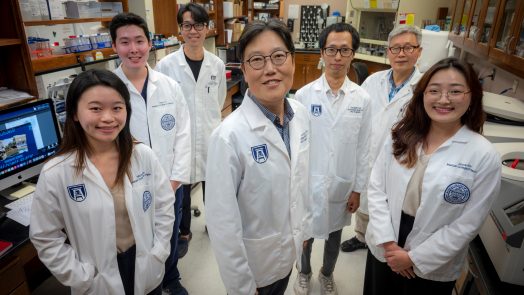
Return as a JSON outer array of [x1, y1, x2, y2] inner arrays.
[[364, 57, 501, 295], [205, 19, 312, 295]]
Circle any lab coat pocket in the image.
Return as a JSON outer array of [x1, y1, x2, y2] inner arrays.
[[328, 176, 352, 203], [340, 114, 361, 143], [143, 253, 164, 293], [83, 272, 101, 295], [242, 233, 281, 283]]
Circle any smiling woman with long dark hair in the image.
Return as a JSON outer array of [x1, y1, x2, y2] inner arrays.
[[364, 57, 501, 295]]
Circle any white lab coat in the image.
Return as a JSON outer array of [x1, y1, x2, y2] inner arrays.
[[359, 68, 422, 214], [30, 144, 175, 294], [366, 126, 501, 281], [114, 65, 191, 184], [155, 45, 226, 183], [205, 93, 312, 295], [294, 74, 372, 238]]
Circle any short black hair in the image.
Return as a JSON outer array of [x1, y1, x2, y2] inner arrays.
[[318, 23, 360, 51], [237, 19, 295, 61], [177, 3, 210, 25], [109, 12, 151, 42]]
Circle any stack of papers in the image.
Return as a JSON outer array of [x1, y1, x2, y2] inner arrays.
[[5, 193, 33, 226]]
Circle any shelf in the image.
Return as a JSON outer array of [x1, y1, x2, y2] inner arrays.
[[224, 15, 248, 21], [24, 17, 114, 26], [253, 8, 279, 11], [32, 47, 116, 75], [0, 38, 22, 46]]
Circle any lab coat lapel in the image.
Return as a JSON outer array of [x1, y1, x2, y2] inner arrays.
[[176, 48, 196, 83], [82, 156, 112, 198], [146, 66, 158, 103], [241, 94, 290, 160]]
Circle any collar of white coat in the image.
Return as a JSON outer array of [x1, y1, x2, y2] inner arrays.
[[114, 64, 159, 98], [437, 125, 474, 150], [312, 73, 358, 95], [175, 45, 212, 68], [241, 91, 290, 130], [381, 67, 422, 90]]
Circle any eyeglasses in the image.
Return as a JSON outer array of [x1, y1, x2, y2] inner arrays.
[[388, 45, 420, 55], [323, 47, 354, 57], [243, 50, 291, 70], [424, 89, 471, 100], [181, 22, 206, 31]]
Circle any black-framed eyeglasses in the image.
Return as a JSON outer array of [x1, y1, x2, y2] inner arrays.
[[388, 45, 420, 55], [424, 89, 471, 100], [323, 47, 354, 57], [243, 50, 291, 70], [181, 22, 206, 31]]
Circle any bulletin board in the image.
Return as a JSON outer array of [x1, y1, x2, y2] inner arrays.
[[299, 5, 329, 48]]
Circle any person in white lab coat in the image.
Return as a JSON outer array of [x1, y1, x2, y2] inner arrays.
[[205, 20, 311, 295], [155, 3, 227, 252], [341, 25, 423, 253], [109, 13, 191, 295], [364, 57, 501, 295], [30, 69, 175, 295], [293, 23, 371, 295]]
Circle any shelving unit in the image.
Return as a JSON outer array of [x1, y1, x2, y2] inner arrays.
[[1, 0, 38, 100], [24, 17, 114, 26], [251, 0, 283, 21]]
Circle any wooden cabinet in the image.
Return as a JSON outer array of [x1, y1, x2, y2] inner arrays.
[[463, 0, 494, 56], [449, 0, 524, 76], [1, 0, 38, 98], [19, 0, 128, 74], [488, 0, 521, 62], [291, 52, 322, 91]]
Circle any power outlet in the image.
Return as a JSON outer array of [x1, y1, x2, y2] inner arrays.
[[512, 80, 519, 94]]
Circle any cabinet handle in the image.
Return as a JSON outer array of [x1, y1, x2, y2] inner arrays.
[[302, 66, 305, 74]]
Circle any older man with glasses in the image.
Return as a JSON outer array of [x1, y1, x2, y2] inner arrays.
[[340, 25, 423, 256], [293, 22, 372, 295]]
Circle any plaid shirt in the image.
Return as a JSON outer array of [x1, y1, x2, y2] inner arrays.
[[250, 93, 294, 156], [388, 68, 416, 102]]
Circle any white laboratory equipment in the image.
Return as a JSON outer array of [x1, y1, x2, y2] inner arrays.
[[482, 91, 524, 143]]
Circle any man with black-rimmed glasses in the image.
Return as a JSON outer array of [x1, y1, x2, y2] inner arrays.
[[340, 25, 423, 264], [293, 23, 372, 295]]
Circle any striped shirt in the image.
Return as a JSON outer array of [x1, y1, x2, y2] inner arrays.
[[250, 94, 294, 156]]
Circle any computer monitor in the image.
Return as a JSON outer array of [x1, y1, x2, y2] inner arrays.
[[0, 99, 61, 197]]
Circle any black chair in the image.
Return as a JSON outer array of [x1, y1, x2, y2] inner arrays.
[[351, 62, 369, 85]]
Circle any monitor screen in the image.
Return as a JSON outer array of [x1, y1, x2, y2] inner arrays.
[[0, 99, 61, 192]]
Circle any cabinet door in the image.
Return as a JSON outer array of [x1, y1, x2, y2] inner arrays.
[[292, 64, 307, 90], [502, 3, 524, 72], [465, 0, 485, 45], [450, 0, 466, 45], [475, 0, 501, 55], [305, 64, 322, 85], [489, 0, 520, 62]]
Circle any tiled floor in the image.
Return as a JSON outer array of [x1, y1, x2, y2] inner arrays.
[[32, 184, 368, 294]]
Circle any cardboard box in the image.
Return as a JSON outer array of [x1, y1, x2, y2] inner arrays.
[[226, 19, 244, 42], [64, 1, 100, 18]]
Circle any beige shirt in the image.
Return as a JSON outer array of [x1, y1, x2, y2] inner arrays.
[[402, 152, 431, 217], [110, 185, 135, 253]]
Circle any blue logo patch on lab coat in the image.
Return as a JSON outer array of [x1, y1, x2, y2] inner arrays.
[[143, 191, 152, 212], [444, 182, 470, 204], [311, 104, 322, 117], [67, 184, 87, 202], [161, 114, 176, 131], [251, 144, 268, 164]]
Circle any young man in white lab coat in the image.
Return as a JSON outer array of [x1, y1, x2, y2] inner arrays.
[[109, 13, 191, 295], [293, 23, 372, 295], [205, 20, 311, 295], [155, 4, 227, 253], [340, 25, 423, 254]]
